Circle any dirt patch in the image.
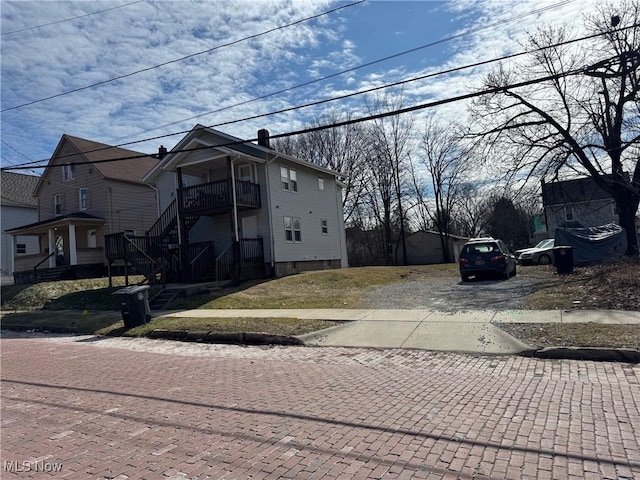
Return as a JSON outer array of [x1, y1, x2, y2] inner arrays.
[[499, 323, 640, 350]]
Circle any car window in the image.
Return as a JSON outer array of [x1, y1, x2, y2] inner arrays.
[[463, 243, 497, 254]]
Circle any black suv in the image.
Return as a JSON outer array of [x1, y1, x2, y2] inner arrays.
[[458, 238, 517, 281]]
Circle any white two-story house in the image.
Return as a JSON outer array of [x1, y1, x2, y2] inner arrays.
[[141, 125, 348, 281]]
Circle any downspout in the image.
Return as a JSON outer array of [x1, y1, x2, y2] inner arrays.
[[230, 155, 240, 241], [265, 151, 281, 275]]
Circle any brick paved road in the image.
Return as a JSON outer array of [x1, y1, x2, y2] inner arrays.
[[1, 334, 639, 480]]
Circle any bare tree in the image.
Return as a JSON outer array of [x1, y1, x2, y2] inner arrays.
[[414, 114, 472, 262], [365, 92, 415, 265], [470, 0, 639, 254], [272, 110, 368, 224]]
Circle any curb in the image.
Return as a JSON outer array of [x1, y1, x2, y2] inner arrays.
[[146, 329, 305, 346]]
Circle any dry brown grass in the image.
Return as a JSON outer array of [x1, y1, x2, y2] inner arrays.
[[524, 259, 640, 311]]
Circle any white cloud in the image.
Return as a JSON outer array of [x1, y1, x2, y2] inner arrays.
[[0, 0, 604, 172]]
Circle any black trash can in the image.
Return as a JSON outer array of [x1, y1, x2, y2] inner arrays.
[[112, 285, 151, 328], [553, 246, 575, 275]]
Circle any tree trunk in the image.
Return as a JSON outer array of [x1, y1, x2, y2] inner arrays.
[[618, 197, 640, 256]]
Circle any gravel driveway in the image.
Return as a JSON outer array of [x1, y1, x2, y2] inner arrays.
[[361, 275, 547, 311]]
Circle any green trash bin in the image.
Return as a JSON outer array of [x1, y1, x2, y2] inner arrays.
[[113, 285, 151, 328], [553, 246, 575, 275]]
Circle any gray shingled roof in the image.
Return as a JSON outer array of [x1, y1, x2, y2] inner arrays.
[[0, 171, 38, 207]]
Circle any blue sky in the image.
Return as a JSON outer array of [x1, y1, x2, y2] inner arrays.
[[1, 0, 601, 173]]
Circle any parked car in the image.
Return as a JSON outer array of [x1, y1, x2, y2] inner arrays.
[[458, 238, 517, 281], [515, 239, 555, 265]]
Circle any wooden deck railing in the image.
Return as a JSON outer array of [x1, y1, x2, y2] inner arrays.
[[181, 179, 260, 214]]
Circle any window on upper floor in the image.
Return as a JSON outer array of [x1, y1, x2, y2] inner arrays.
[[62, 163, 76, 181], [281, 166, 298, 192], [79, 188, 88, 210], [284, 216, 302, 243], [16, 243, 26, 254], [318, 177, 325, 191], [321, 219, 328, 235], [54, 194, 63, 215], [564, 206, 574, 221]]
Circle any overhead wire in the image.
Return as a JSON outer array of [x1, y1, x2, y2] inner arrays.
[[2, 22, 630, 171], [0, 0, 145, 36], [109, 0, 578, 143], [0, 0, 575, 159], [0, 66, 589, 171], [0, 0, 366, 113]]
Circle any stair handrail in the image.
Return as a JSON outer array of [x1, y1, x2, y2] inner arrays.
[[147, 198, 177, 239], [33, 252, 55, 283]]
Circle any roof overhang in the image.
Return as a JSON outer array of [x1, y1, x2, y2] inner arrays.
[[5, 213, 105, 236]]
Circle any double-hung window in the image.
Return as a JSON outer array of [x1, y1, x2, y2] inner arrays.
[[54, 194, 63, 215], [281, 166, 298, 192], [284, 216, 302, 243], [321, 219, 328, 235], [565, 206, 574, 221], [79, 188, 88, 210], [62, 163, 76, 181]]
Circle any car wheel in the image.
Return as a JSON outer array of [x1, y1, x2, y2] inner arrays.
[[502, 264, 510, 280], [511, 264, 517, 277], [538, 254, 551, 265]]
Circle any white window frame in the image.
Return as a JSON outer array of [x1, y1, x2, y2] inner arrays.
[[565, 206, 574, 221], [321, 219, 328, 235], [62, 163, 76, 181], [284, 216, 302, 243], [79, 188, 88, 210], [280, 166, 298, 192], [54, 194, 63, 215], [318, 177, 325, 191]]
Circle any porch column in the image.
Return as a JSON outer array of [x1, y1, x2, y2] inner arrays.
[[68, 224, 78, 265], [176, 167, 186, 278], [48, 229, 56, 268]]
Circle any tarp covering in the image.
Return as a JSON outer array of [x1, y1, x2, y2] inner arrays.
[[554, 223, 627, 265]]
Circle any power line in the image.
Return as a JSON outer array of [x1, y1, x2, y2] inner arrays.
[[0, 66, 587, 172], [10, 22, 628, 171], [1, 0, 365, 113], [1, 0, 145, 36], [110, 0, 578, 143]]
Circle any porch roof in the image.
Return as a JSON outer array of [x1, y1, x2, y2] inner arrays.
[[5, 212, 105, 235]]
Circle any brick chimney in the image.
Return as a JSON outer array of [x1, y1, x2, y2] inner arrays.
[[257, 129, 270, 148]]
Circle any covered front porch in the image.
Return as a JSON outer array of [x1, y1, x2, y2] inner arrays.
[[6, 213, 106, 284]]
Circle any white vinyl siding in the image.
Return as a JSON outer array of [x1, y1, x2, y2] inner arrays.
[[268, 161, 344, 263]]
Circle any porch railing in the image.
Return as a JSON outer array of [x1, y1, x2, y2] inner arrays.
[[214, 238, 264, 282], [185, 241, 216, 281], [181, 179, 260, 214]]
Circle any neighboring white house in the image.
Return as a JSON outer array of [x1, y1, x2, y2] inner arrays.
[[542, 176, 620, 234], [396, 230, 469, 265], [142, 125, 348, 279], [1, 172, 39, 284]]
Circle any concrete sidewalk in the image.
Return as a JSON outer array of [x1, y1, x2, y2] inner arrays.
[[161, 308, 640, 359]]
